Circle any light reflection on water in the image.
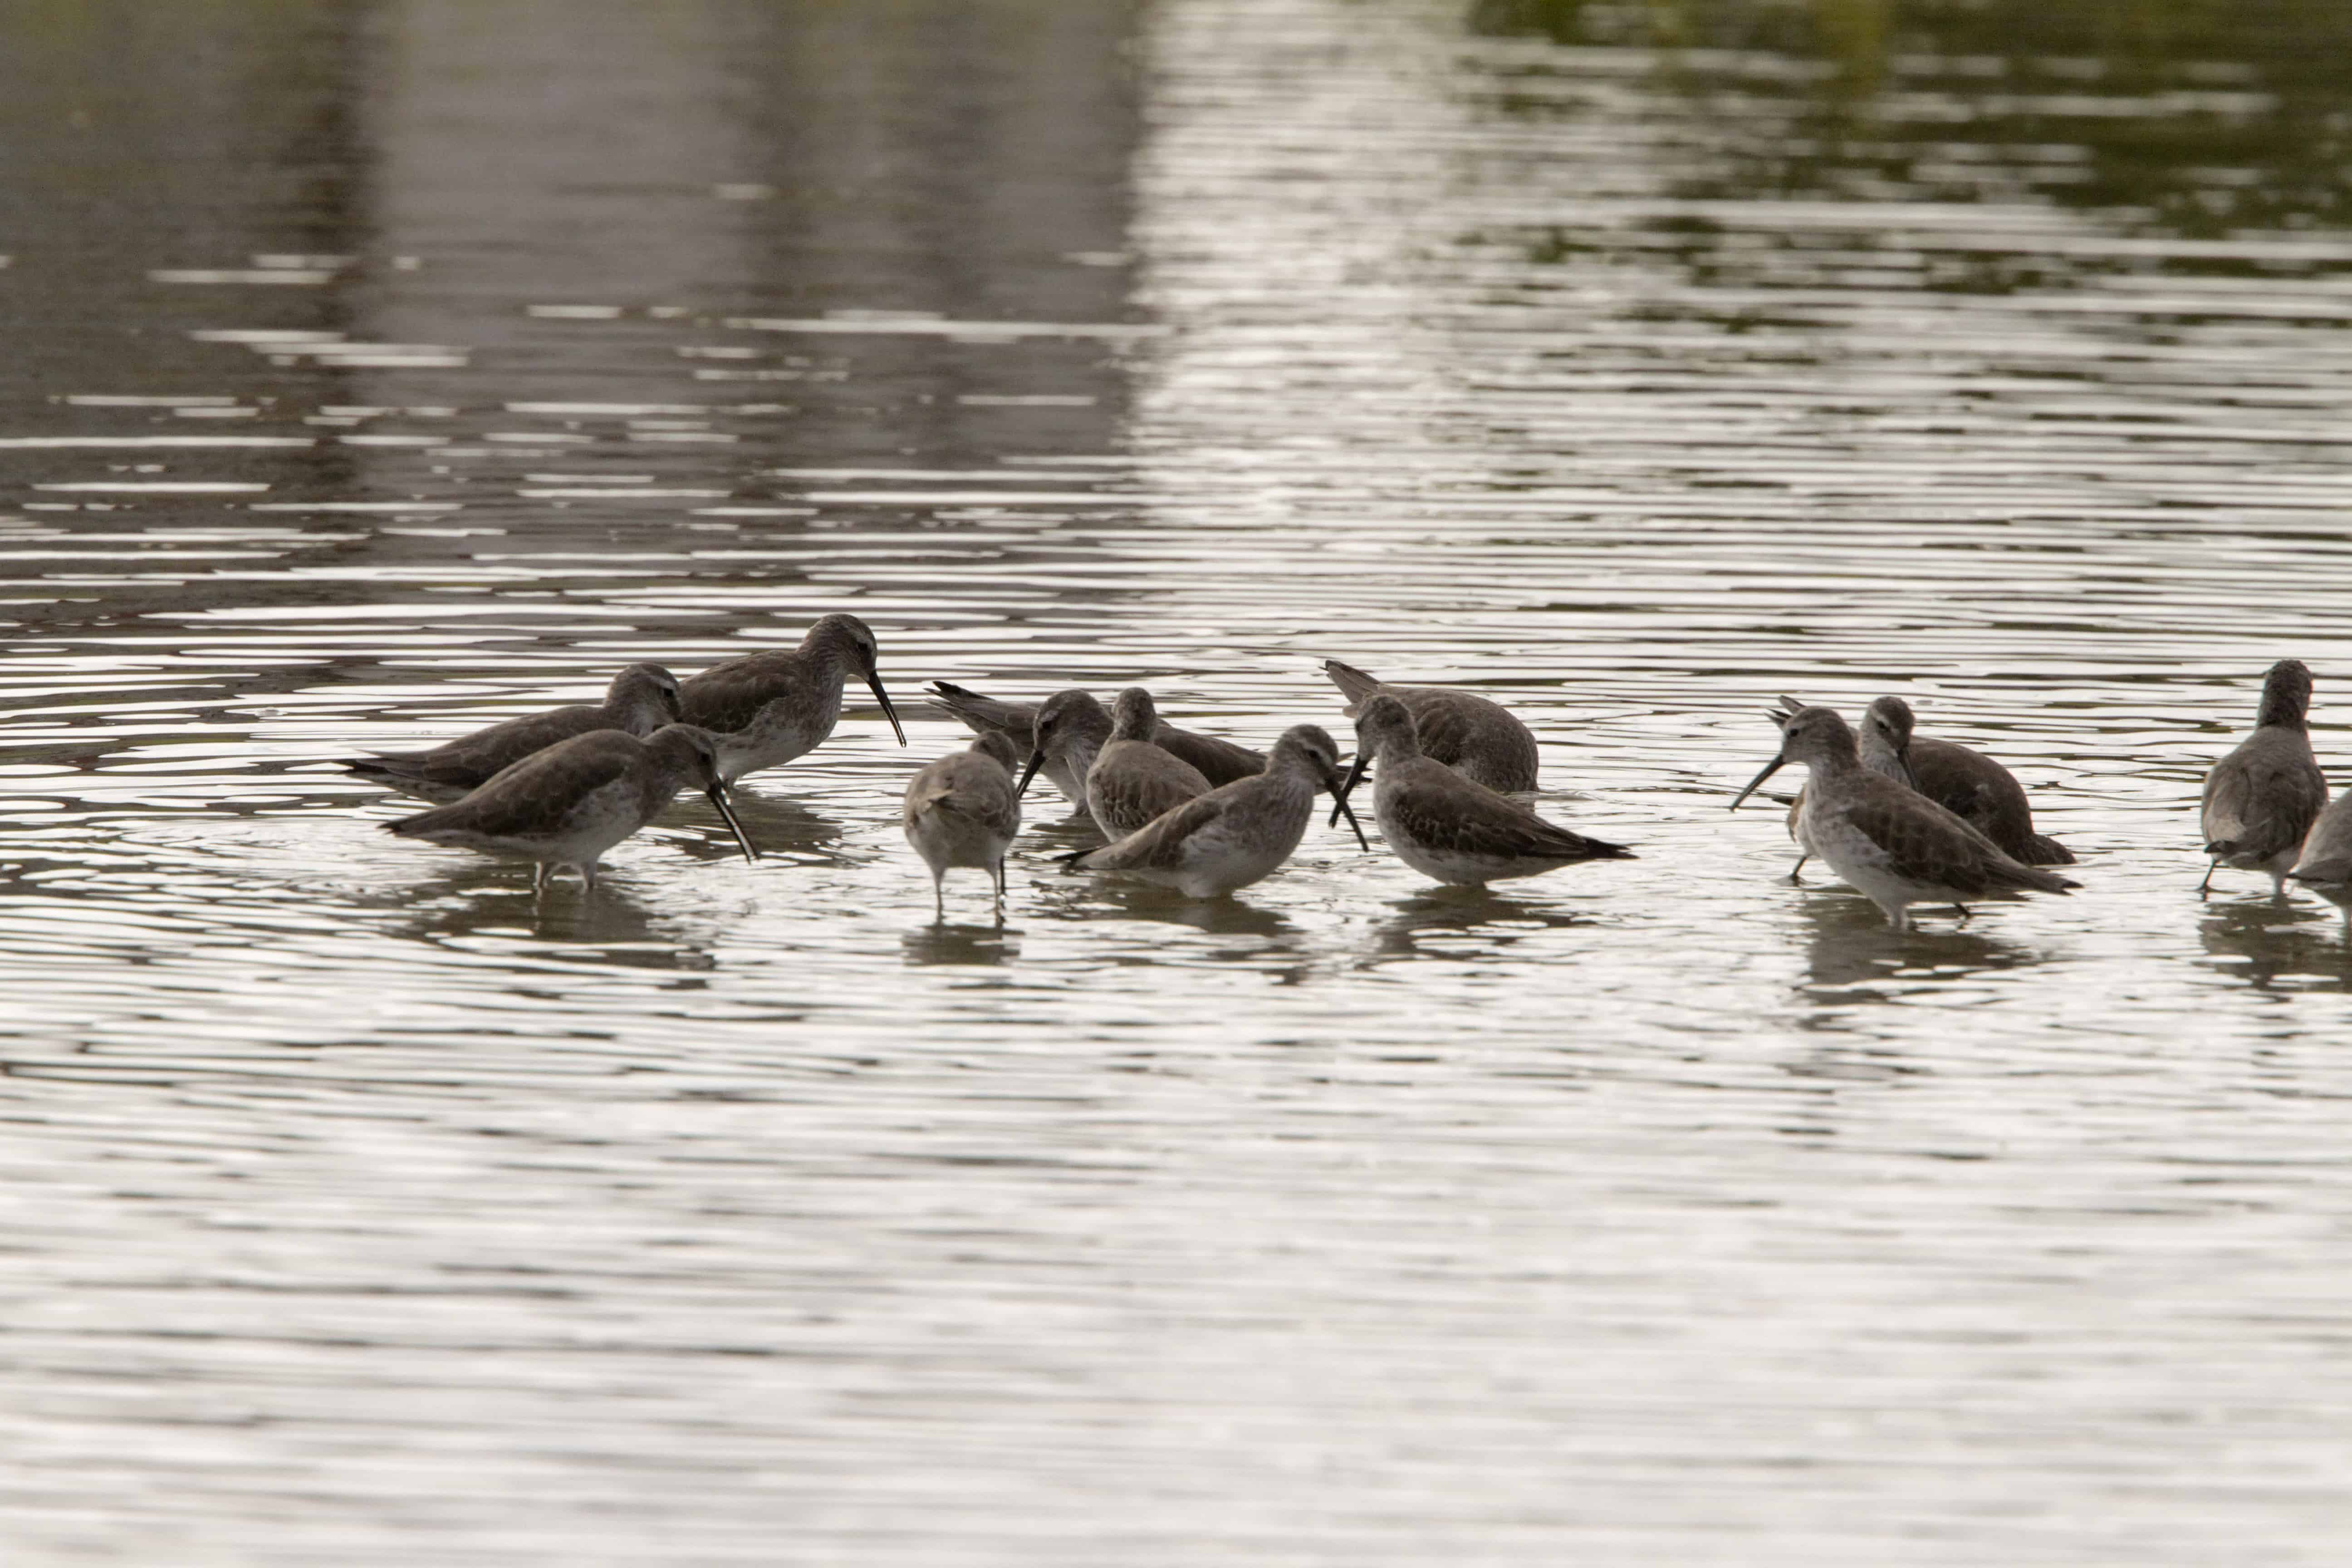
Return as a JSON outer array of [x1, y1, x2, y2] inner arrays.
[[4, 0, 2352, 1561]]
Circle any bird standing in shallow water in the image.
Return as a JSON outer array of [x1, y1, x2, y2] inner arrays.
[[1012, 690, 1116, 822], [386, 723, 756, 889], [1775, 694, 2073, 873], [934, 679, 1262, 804], [1073, 689, 1211, 839], [1062, 725, 1366, 898], [903, 731, 1022, 922], [2200, 658, 2326, 898], [678, 613, 906, 785], [1337, 694, 1630, 888], [344, 663, 682, 805], [1320, 657, 1540, 792], [1734, 706, 2074, 931], [2288, 785, 2352, 926]]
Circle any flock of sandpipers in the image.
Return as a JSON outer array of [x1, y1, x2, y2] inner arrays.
[[343, 616, 2352, 933]]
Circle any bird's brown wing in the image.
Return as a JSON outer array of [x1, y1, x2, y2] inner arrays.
[[679, 652, 802, 733], [1153, 724, 1264, 785], [1081, 793, 1232, 872], [394, 735, 636, 838], [1388, 762, 1627, 862], [1320, 658, 1382, 709], [1842, 775, 2070, 896]]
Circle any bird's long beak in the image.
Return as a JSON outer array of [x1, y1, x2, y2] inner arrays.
[[1729, 754, 1786, 811], [1014, 747, 1047, 800], [1328, 752, 1370, 832], [866, 671, 907, 747], [1322, 762, 1372, 851], [706, 782, 758, 862]]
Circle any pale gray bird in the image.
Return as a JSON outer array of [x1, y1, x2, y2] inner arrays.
[[1062, 725, 1366, 898], [1338, 694, 1630, 887], [1320, 657, 1540, 793], [679, 613, 906, 784], [2200, 659, 2326, 897], [902, 730, 1023, 922], [344, 662, 682, 805], [386, 724, 756, 889], [1734, 706, 2074, 931]]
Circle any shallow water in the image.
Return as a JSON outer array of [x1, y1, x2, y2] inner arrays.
[[5, 0, 2352, 1561]]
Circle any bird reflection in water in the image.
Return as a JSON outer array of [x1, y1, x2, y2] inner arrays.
[[1364, 886, 1586, 966], [381, 870, 714, 970], [1794, 890, 2038, 995], [2198, 898, 2352, 992], [902, 922, 1021, 968]]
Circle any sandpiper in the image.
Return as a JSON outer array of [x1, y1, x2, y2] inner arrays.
[[2201, 659, 2328, 897], [2288, 786, 2352, 925], [1337, 694, 1631, 887], [1077, 689, 1212, 838], [902, 730, 1023, 921], [1320, 657, 1539, 791], [1772, 695, 1911, 878], [1010, 689, 1116, 819], [344, 663, 682, 804], [386, 723, 756, 889], [1061, 725, 1367, 898], [679, 612, 906, 784], [932, 679, 1263, 794], [1733, 706, 2075, 931], [1773, 694, 2072, 872]]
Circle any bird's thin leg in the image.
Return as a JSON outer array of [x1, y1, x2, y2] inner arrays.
[[1951, 903, 1971, 923], [2199, 858, 2218, 897], [533, 862, 549, 894], [933, 876, 945, 924], [1788, 853, 1809, 884]]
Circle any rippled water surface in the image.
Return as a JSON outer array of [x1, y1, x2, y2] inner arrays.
[[6, 0, 2352, 1561]]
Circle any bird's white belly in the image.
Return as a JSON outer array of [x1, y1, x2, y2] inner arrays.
[[905, 806, 1011, 873]]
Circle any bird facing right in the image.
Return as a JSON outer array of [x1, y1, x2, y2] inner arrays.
[[386, 723, 756, 889], [1062, 725, 1365, 898], [2200, 658, 2327, 898]]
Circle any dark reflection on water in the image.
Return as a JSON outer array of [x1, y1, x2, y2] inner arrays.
[[5, 0, 2352, 1563]]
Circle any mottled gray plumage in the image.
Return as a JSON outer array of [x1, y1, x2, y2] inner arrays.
[[678, 613, 906, 784], [1321, 657, 1539, 792], [2201, 659, 2326, 897], [1734, 706, 2074, 931], [1064, 725, 1362, 898], [386, 723, 755, 888], [345, 662, 682, 805], [902, 730, 1022, 921], [1339, 695, 1630, 887], [1086, 689, 1212, 839], [931, 679, 1262, 804], [1777, 694, 2072, 871]]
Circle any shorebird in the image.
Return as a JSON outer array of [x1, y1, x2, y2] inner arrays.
[[343, 663, 682, 804], [932, 679, 1262, 795], [1320, 657, 1539, 791], [2202, 659, 2328, 897], [385, 723, 756, 889], [1773, 694, 2073, 873], [2287, 785, 2352, 923], [678, 612, 906, 784], [1010, 689, 1115, 819], [1337, 694, 1631, 887], [902, 731, 1023, 921], [1076, 689, 1212, 838], [1061, 725, 1367, 897], [1733, 706, 2075, 931]]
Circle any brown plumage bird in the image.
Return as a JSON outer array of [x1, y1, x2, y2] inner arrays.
[[344, 663, 682, 805], [1320, 657, 1539, 792], [678, 613, 906, 784], [902, 731, 1023, 921]]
